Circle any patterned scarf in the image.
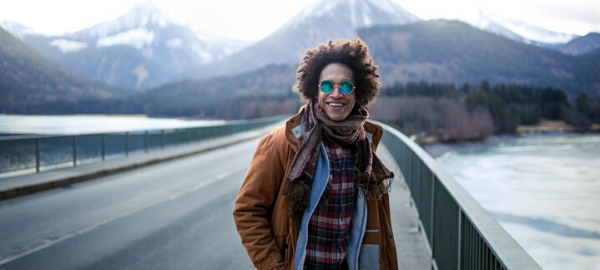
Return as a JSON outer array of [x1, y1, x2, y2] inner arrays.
[[283, 101, 394, 228]]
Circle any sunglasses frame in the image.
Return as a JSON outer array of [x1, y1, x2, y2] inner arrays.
[[318, 80, 355, 95]]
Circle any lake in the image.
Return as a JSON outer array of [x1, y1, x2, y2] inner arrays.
[[0, 115, 224, 135], [424, 133, 600, 269]]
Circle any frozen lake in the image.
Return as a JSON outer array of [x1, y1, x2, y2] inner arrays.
[[424, 133, 600, 269]]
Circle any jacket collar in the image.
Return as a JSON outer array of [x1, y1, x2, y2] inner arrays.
[[284, 105, 385, 152]]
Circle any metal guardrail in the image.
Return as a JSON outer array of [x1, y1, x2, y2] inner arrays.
[[0, 115, 286, 175], [375, 121, 541, 270]]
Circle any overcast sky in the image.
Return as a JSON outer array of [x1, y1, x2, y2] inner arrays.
[[0, 0, 599, 41]]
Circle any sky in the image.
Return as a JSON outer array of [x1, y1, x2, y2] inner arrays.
[[0, 0, 599, 41]]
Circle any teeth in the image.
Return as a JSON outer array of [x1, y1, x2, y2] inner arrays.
[[329, 103, 343, 107]]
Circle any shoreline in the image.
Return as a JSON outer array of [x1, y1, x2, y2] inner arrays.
[[414, 120, 600, 146], [416, 120, 600, 159]]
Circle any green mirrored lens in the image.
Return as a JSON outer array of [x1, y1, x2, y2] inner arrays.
[[340, 80, 354, 94], [320, 80, 334, 93]]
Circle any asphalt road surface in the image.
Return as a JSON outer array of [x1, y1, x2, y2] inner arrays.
[[0, 136, 430, 270]]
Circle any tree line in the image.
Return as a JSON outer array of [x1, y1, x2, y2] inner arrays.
[[373, 81, 600, 141], [5, 80, 599, 142]]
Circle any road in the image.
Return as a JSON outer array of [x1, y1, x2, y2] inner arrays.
[[0, 138, 260, 270], [0, 135, 430, 269]]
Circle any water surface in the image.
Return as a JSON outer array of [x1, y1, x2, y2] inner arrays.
[[0, 115, 224, 135], [425, 133, 600, 269]]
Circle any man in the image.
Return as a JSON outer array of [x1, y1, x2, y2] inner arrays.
[[233, 38, 397, 270]]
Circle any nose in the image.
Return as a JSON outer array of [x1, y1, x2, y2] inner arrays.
[[329, 85, 344, 98]]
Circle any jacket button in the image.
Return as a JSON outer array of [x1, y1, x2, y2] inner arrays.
[[389, 234, 394, 238]]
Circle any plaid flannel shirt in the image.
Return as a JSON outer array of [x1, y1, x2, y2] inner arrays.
[[305, 138, 356, 270]]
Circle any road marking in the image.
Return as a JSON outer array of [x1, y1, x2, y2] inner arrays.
[[0, 166, 247, 265]]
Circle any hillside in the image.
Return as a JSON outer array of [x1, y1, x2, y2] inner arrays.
[[558, 33, 600, 55], [0, 27, 124, 113], [140, 63, 299, 117], [358, 20, 600, 98]]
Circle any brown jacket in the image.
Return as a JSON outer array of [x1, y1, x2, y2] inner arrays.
[[233, 110, 398, 270]]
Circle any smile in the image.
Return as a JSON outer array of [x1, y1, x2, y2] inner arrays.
[[327, 102, 345, 107]]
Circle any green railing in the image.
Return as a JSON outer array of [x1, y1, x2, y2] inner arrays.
[[375, 121, 541, 270], [0, 115, 285, 175]]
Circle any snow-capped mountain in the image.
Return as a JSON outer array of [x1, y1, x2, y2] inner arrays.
[[186, 0, 421, 80], [282, 0, 419, 36], [2, 2, 250, 89], [469, 9, 578, 45]]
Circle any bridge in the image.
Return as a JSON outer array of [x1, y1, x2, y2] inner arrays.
[[0, 116, 541, 269]]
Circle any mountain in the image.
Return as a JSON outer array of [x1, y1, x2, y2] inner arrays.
[[1, 2, 251, 89], [15, 20, 599, 117], [184, 0, 420, 80], [557, 33, 600, 55], [468, 9, 577, 46], [136, 21, 600, 118], [358, 20, 599, 98], [0, 27, 124, 112]]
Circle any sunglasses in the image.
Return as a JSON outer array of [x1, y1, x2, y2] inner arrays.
[[319, 80, 355, 95]]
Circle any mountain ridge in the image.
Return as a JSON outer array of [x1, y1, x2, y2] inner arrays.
[[470, 9, 578, 45], [557, 33, 600, 55], [360, 20, 599, 97]]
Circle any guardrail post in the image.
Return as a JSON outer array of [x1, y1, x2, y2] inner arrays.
[[161, 129, 165, 149], [36, 138, 41, 172], [457, 209, 462, 270], [144, 131, 148, 153], [72, 136, 77, 167], [125, 132, 129, 157], [102, 134, 106, 161], [431, 174, 436, 250], [174, 129, 179, 146]]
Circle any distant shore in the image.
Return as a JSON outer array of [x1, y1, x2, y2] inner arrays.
[[413, 120, 600, 146], [516, 120, 600, 133]]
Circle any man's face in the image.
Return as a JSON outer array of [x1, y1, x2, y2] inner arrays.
[[317, 63, 356, 121]]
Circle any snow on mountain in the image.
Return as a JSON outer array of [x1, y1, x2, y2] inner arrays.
[[469, 9, 578, 45], [492, 16, 576, 44], [0, 20, 37, 39], [49, 39, 88, 53], [284, 0, 419, 33], [77, 2, 169, 39], [96, 28, 155, 50]]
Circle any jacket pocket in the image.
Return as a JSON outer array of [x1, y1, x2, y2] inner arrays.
[[359, 244, 380, 270], [362, 229, 380, 244]]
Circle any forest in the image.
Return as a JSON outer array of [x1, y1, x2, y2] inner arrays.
[[371, 81, 600, 141]]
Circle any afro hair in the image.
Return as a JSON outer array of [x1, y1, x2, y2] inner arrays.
[[292, 37, 381, 107]]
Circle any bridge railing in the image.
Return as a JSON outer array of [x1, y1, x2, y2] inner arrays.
[[0, 115, 286, 175], [375, 121, 541, 270]]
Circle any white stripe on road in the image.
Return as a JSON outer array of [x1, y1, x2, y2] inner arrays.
[[0, 167, 246, 266]]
